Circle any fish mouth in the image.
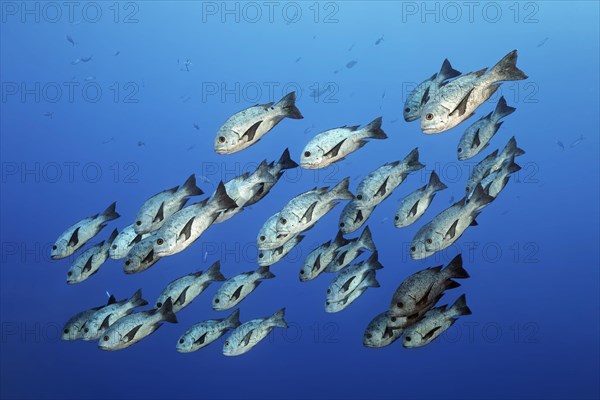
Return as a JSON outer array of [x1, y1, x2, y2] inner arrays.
[[421, 127, 440, 134], [215, 148, 230, 155], [300, 161, 319, 170], [404, 115, 419, 122]]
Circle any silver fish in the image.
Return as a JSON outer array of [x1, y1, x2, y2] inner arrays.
[[480, 156, 521, 198], [390, 254, 468, 318], [177, 309, 241, 353], [67, 230, 118, 284], [300, 117, 387, 169], [245, 148, 299, 207], [215, 92, 303, 154], [403, 59, 461, 122], [403, 294, 471, 348], [109, 224, 147, 259], [66, 34, 75, 46], [300, 231, 348, 282], [395, 171, 448, 228], [421, 50, 527, 134], [212, 267, 275, 311], [326, 252, 383, 303], [258, 235, 304, 267], [410, 186, 494, 260], [51, 202, 119, 259], [276, 177, 353, 235], [257, 212, 291, 250], [338, 201, 375, 234], [325, 270, 379, 313], [155, 261, 225, 313], [81, 289, 148, 341], [134, 174, 203, 234], [223, 308, 287, 356], [62, 295, 117, 341], [353, 148, 424, 210], [123, 232, 161, 274], [569, 135, 584, 148], [457, 96, 516, 160], [363, 311, 403, 348], [325, 226, 376, 273], [99, 298, 178, 351]]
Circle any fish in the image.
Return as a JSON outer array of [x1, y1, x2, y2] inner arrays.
[[81, 55, 93, 62], [346, 60, 358, 69], [214, 92, 303, 154], [353, 148, 425, 209], [223, 308, 287, 356], [51, 202, 120, 259], [193, 123, 200, 130], [300, 117, 387, 169], [99, 298, 178, 351], [457, 96, 516, 160], [536, 37, 549, 48], [375, 35, 384, 45], [295, 57, 301, 63], [66, 230, 118, 284], [421, 50, 528, 134], [70, 58, 81, 65], [300, 231, 348, 282], [43, 111, 54, 118], [134, 174, 204, 234], [81, 289, 148, 341], [62, 295, 117, 341], [123, 232, 161, 274], [245, 148, 299, 207], [395, 171, 448, 228], [569, 135, 584, 148], [402, 294, 472, 348], [276, 177, 353, 235], [326, 252, 383, 303], [212, 161, 274, 223], [176, 309, 241, 353], [155, 261, 226, 313], [403, 59, 461, 122], [114, 50, 120, 56], [85, 76, 96, 81], [410, 185, 494, 260], [153, 182, 237, 257], [325, 226, 376, 273], [212, 267, 276, 311], [109, 224, 147, 259], [390, 254, 469, 318], [325, 270, 379, 313], [554, 138, 565, 151], [137, 141, 145, 147], [338, 201, 374, 234], [258, 235, 304, 267], [480, 156, 521, 198], [101, 136, 115, 144], [363, 311, 403, 348], [257, 212, 291, 251], [66, 34, 75, 46]]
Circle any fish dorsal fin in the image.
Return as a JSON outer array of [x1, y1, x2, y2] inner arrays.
[[416, 283, 434, 307], [422, 325, 442, 341], [449, 88, 474, 118], [420, 86, 431, 106], [230, 285, 244, 301], [152, 202, 165, 223], [194, 332, 207, 346], [175, 286, 189, 306], [123, 324, 143, 343], [107, 295, 117, 305], [178, 217, 195, 242], [472, 129, 481, 148], [312, 254, 321, 273], [83, 255, 94, 273], [241, 329, 254, 346], [444, 219, 459, 240], [375, 177, 389, 198], [408, 199, 420, 217], [129, 234, 143, 247], [341, 276, 356, 293], [142, 249, 154, 264], [324, 138, 346, 158], [301, 202, 318, 224], [242, 121, 262, 142], [100, 314, 112, 331], [68, 227, 80, 247], [354, 209, 364, 223]]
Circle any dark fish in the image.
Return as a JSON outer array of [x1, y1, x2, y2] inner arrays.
[[569, 135, 584, 148], [346, 60, 358, 69], [375, 35, 384, 45], [66, 34, 75, 46], [193, 123, 200, 130]]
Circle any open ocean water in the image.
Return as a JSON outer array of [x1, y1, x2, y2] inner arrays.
[[1, 1, 599, 399]]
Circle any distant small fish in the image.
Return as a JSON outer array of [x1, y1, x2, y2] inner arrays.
[[313, 35, 317, 39], [137, 141, 145, 147], [380, 217, 389, 225], [203, 251, 208, 262], [105, 290, 112, 298], [85, 76, 96, 81], [537, 37, 549, 48], [114, 51, 120, 56], [102, 137, 115, 144], [346, 60, 358, 69], [193, 123, 200, 130], [198, 175, 211, 184], [180, 95, 191, 103], [448, 194, 455, 204], [186, 145, 195, 151], [554, 138, 565, 151], [295, 57, 301, 63], [501, 210, 509, 215], [81, 55, 93, 63], [43, 112, 54, 119], [348, 43, 355, 51], [569, 135, 584, 148], [333, 70, 339, 74], [381, 90, 386, 100], [71, 58, 81, 65], [66, 34, 75, 46], [390, 118, 399, 124], [375, 35, 384, 45]]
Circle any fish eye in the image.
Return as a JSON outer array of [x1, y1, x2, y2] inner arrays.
[[179, 339, 184, 344], [458, 148, 462, 153], [67, 271, 72, 277], [366, 333, 372, 339], [219, 136, 226, 143], [394, 216, 399, 221], [326, 288, 331, 294], [258, 253, 264, 259], [125, 260, 131, 266], [63, 328, 69, 334], [426, 238, 432, 244], [326, 301, 330, 305], [111, 244, 117, 250], [404, 108, 410, 113], [356, 194, 363, 200], [259, 235, 265, 241], [280, 218, 287, 225], [410, 246, 416, 252], [425, 113, 434, 121], [224, 341, 229, 346], [300, 270, 305, 275], [214, 298, 220, 304], [136, 221, 142, 226], [396, 302, 403, 308], [390, 316, 397, 322], [83, 328, 89, 333], [103, 336, 109, 341], [156, 302, 162, 308], [340, 222, 345, 227], [157, 238, 164, 245], [52, 245, 57, 250], [304, 151, 311, 158], [405, 336, 411, 342]]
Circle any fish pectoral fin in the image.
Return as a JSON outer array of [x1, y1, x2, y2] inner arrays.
[[301, 202, 318, 224], [472, 129, 481, 148], [444, 220, 459, 241], [416, 283, 434, 307], [123, 324, 143, 343], [194, 332, 207, 346], [100, 314, 112, 331], [230, 285, 244, 301], [312, 254, 322, 273], [178, 217, 196, 242], [422, 325, 442, 341], [375, 177, 389, 198], [241, 330, 254, 347], [129, 233, 143, 247], [83, 255, 94, 273], [354, 209, 364, 223], [324, 138, 347, 158], [68, 227, 80, 247], [408, 200, 420, 218], [337, 250, 348, 266], [152, 202, 165, 223], [449, 88, 474, 118], [142, 249, 154, 264], [242, 121, 262, 142], [175, 287, 189, 306], [341, 276, 356, 293], [420, 86, 431, 106]]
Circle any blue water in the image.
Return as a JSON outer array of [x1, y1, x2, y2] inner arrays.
[[1, 2, 599, 399]]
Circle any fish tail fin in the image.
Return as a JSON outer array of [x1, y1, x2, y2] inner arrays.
[[493, 96, 516, 120], [159, 298, 178, 324], [438, 58, 461, 81], [364, 270, 380, 288], [107, 229, 119, 245], [257, 266, 276, 280], [365, 251, 384, 270], [276, 91, 303, 119], [450, 294, 472, 316], [277, 148, 299, 170], [468, 184, 495, 210], [402, 147, 425, 172], [501, 136, 526, 159], [130, 289, 149, 308], [359, 226, 376, 252], [225, 309, 242, 329], [270, 308, 288, 328], [329, 177, 354, 200], [445, 254, 470, 279], [488, 50, 528, 82], [212, 181, 238, 211], [427, 170, 448, 193], [101, 202, 120, 221], [206, 260, 226, 282], [363, 116, 388, 139], [180, 174, 204, 197]]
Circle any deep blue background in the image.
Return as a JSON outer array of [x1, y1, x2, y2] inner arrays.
[[1, 2, 599, 399]]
